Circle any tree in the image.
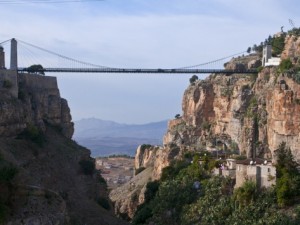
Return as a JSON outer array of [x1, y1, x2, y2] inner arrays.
[[234, 180, 257, 208], [275, 142, 300, 207], [27, 64, 45, 75], [246, 47, 251, 53], [189, 75, 198, 84], [271, 35, 285, 56]]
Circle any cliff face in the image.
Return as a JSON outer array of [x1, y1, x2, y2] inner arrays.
[[0, 72, 127, 225], [110, 34, 300, 220], [110, 144, 181, 220], [0, 72, 74, 138], [164, 35, 300, 162]]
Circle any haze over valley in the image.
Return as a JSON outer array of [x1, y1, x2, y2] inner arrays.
[[73, 118, 168, 156]]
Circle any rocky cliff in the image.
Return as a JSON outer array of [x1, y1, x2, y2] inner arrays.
[[0, 72, 74, 138], [0, 71, 127, 225], [163, 35, 300, 163], [110, 34, 300, 220]]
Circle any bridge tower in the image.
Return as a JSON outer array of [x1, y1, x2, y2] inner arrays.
[[0, 46, 4, 69], [10, 38, 18, 70]]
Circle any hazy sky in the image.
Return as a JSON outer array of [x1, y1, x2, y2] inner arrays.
[[1, 0, 300, 124]]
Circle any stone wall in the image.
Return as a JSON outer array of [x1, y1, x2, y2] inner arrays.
[[235, 164, 276, 188], [0, 71, 73, 138], [0, 69, 18, 97]]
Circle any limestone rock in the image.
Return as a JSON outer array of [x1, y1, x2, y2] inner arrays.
[[0, 73, 74, 138], [248, 59, 262, 69]]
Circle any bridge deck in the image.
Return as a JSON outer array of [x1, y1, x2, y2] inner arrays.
[[18, 68, 258, 74]]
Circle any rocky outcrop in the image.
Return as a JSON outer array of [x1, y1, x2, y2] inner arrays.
[[111, 33, 300, 221], [0, 71, 127, 225], [162, 35, 300, 162], [135, 145, 157, 169], [0, 72, 74, 138], [109, 167, 153, 220], [281, 35, 300, 62], [111, 144, 181, 220]]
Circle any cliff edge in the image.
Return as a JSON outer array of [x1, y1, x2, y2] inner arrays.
[[0, 72, 127, 225], [110, 33, 300, 220]]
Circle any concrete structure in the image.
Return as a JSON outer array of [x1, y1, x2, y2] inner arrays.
[[10, 38, 18, 70], [226, 159, 236, 170], [213, 159, 237, 179], [262, 45, 281, 66], [235, 160, 276, 188], [0, 46, 5, 69], [214, 158, 276, 189]]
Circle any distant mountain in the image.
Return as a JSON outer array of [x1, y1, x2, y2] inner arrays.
[[73, 118, 168, 157]]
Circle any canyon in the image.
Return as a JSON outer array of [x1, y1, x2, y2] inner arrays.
[[110, 33, 300, 220]]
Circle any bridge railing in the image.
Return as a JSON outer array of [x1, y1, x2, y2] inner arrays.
[[18, 67, 258, 74]]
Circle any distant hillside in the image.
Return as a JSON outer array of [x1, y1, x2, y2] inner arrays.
[[73, 118, 168, 157]]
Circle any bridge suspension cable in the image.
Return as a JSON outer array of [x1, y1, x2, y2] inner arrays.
[[176, 51, 247, 69], [0, 0, 104, 4], [0, 38, 12, 46], [17, 39, 112, 69], [0, 38, 257, 74]]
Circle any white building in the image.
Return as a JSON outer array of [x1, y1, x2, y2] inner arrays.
[[262, 45, 281, 66]]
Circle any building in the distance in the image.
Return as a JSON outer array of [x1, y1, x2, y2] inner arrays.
[[214, 158, 276, 189], [262, 45, 281, 66]]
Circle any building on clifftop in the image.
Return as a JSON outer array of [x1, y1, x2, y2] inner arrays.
[[262, 45, 281, 66]]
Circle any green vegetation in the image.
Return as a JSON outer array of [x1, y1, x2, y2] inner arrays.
[[79, 159, 95, 175], [175, 114, 181, 119], [0, 161, 18, 223], [17, 124, 45, 147], [257, 66, 263, 73], [2, 80, 12, 89], [288, 27, 300, 36], [220, 87, 233, 97], [140, 144, 152, 152], [251, 33, 285, 55], [275, 142, 300, 207], [189, 75, 198, 84], [201, 120, 211, 131], [132, 145, 300, 225], [279, 58, 293, 72], [245, 96, 258, 118], [270, 35, 285, 56], [27, 64, 45, 75]]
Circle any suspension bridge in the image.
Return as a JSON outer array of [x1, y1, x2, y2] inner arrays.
[[0, 38, 258, 75]]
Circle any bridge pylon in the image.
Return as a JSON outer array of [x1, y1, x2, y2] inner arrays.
[[10, 38, 18, 70]]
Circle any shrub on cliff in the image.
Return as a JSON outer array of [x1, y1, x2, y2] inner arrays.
[[275, 142, 300, 207], [18, 124, 45, 147], [271, 35, 285, 56], [140, 144, 152, 152], [2, 80, 12, 89], [279, 58, 293, 72], [189, 75, 198, 84], [79, 159, 95, 175], [27, 64, 45, 75]]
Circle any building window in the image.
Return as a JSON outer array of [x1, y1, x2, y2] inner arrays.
[[268, 168, 270, 173]]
